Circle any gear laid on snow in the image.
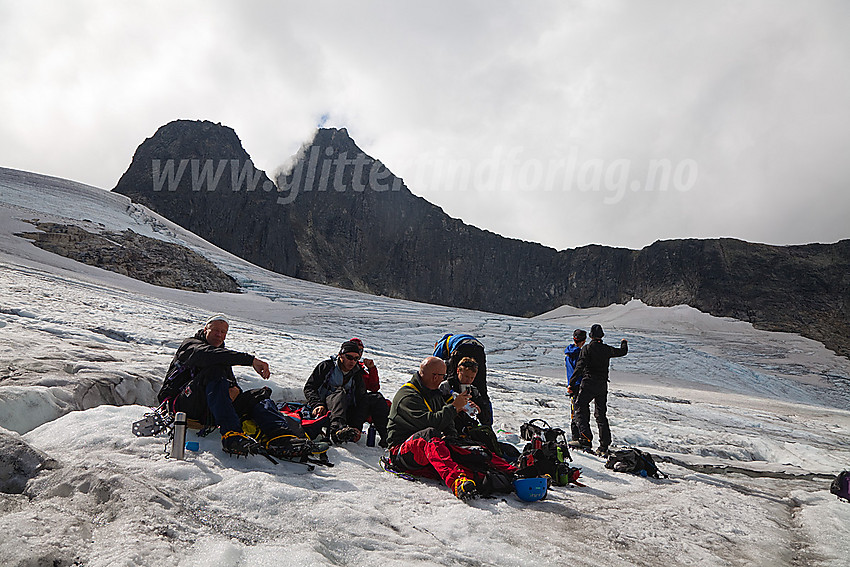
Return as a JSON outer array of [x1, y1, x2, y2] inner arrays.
[[330, 426, 362, 444], [515, 419, 576, 486], [604, 448, 666, 478], [221, 431, 260, 457]]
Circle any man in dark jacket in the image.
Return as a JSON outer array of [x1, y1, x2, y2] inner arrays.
[[164, 314, 293, 456], [570, 324, 628, 456], [304, 341, 389, 446], [386, 357, 516, 501]]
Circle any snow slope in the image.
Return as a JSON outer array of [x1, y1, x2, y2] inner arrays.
[[1, 167, 849, 566]]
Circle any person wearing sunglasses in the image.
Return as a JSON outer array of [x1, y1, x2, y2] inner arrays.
[[304, 340, 390, 446]]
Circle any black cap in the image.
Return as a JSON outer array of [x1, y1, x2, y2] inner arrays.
[[573, 329, 587, 342], [340, 341, 361, 355], [590, 324, 604, 339]]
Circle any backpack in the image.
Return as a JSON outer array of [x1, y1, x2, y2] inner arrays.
[[155, 363, 214, 426], [445, 442, 515, 498], [515, 419, 576, 486], [830, 470, 850, 502], [156, 363, 195, 406], [604, 448, 664, 478], [278, 402, 331, 440]]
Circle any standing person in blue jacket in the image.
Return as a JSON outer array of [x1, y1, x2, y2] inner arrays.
[[564, 329, 587, 443], [570, 324, 627, 456], [433, 333, 493, 426]]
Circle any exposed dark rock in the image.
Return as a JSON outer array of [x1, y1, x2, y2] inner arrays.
[[16, 222, 239, 293], [111, 120, 299, 275], [112, 120, 850, 357], [0, 430, 59, 494]]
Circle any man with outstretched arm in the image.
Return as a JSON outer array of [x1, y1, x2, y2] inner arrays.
[[164, 314, 295, 456], [570, 324, 628, 457]]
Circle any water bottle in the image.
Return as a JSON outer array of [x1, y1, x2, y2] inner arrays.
[[170, 411, 187, 460], [556, 446, 568, 484], [366, 424, 377, 447]]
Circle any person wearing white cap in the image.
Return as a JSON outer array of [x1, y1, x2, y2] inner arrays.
[[162, 314, 294, 457]]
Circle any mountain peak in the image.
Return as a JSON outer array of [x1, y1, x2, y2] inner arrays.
[[111, 120, 850, 358]]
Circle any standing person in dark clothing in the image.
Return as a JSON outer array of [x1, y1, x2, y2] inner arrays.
[[570, 324, 628, 456], [433, 333, 493, 426], [564, 329, 587, 442], [304, 340, 390, 446], [163, 314, 295, 456]]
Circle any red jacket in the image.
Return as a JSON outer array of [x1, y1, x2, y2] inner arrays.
[[361, 363, 380, 392]]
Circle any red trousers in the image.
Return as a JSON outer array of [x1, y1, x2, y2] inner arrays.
[[390, 433, 516, 490]]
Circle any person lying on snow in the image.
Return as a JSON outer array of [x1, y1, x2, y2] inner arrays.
[[386, 356, 517, 501], [304, 340, 390, 446], [163, 314, 301, 457]]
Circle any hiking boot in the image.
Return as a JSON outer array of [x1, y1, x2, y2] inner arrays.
[[452, 476, 478, 501], [596, 446, 610, 457], [266, 434, 307, 459], [568, 439, 592, 451], [308, 440, 331, 455], [221, 431, 259, 457], [330, 426, 362, 444]]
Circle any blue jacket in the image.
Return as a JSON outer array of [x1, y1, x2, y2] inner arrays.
[[564, 343, 582, 389], [433, 333, 481, 359]]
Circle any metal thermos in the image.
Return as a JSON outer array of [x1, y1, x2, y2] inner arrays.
[[170, 411, 187, 459], [366, 424, 377, 447]]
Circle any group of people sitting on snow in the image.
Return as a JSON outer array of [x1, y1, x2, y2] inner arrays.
[[160, 314, 625, 500]]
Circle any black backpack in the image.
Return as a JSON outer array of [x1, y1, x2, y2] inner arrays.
[[157, 363, 195, 405], [830, 470, 850, 502], [604, 448, 665, 478], [155, 363, 213, 424], [515, 419, 575, 486]]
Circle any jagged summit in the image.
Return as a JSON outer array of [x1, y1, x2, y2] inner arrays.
[[112, 120, 850, 357], [113, 119, 299, 274]]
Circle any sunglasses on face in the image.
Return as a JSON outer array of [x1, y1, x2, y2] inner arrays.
[[459, 362, 478, 369], [343, 354, 361, 362]]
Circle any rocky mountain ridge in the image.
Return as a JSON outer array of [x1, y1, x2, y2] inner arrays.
[[112, 120, 850, 357]]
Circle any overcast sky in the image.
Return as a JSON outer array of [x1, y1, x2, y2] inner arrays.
[[2, 1, 848, 251]]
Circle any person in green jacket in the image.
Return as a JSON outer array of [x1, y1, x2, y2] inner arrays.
[[386, 357, 516, 500]]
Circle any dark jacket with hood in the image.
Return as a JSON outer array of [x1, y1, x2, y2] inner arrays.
[[387, 372, 458, 447], [165, 329, 254, 388], [303, 356, 367, 409], [570, 339, 628, 388]]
